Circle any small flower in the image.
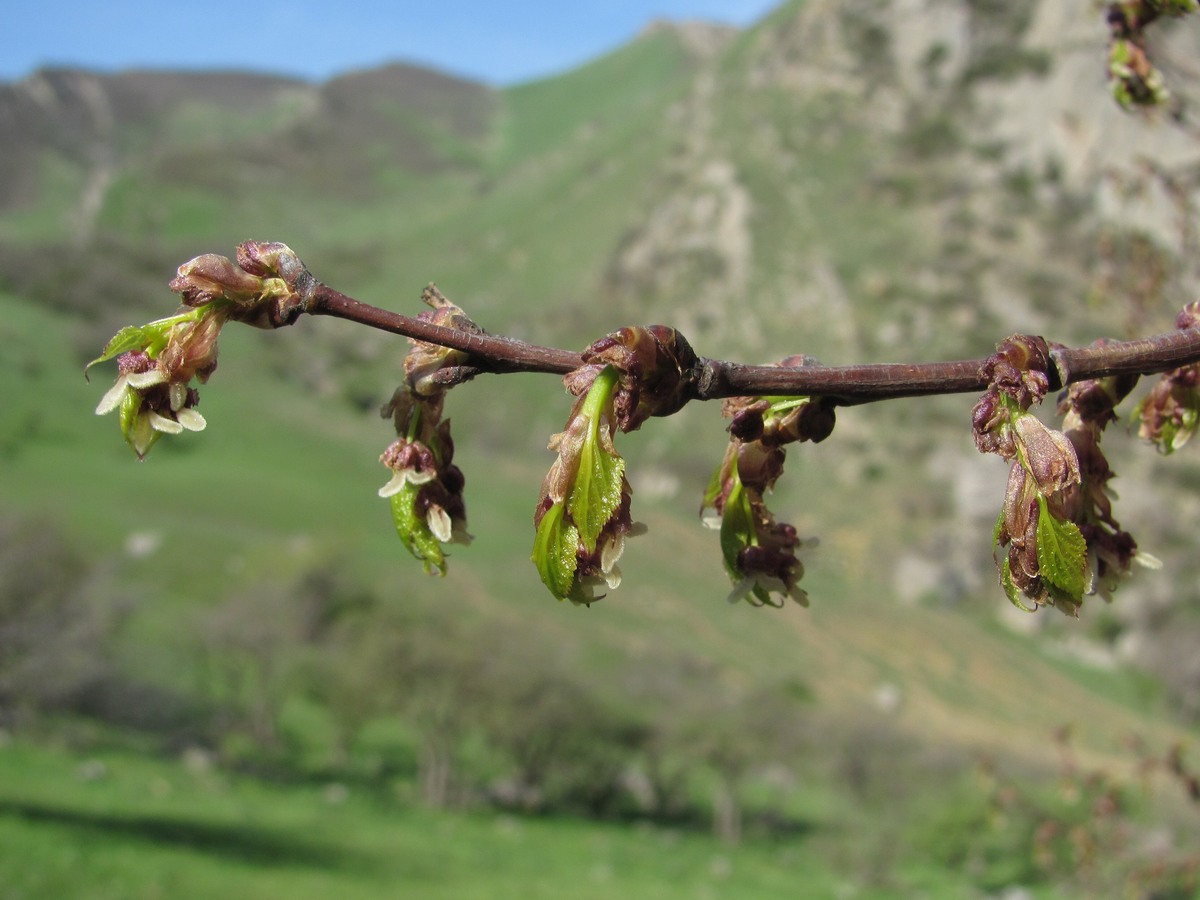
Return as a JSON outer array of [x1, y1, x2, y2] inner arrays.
[[708, 456, 814, 608], [94, 350, 167, 417], [377, 437, 438, 496], [1138, 363, 1200, 453]]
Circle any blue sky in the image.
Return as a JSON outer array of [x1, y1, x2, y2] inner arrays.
[[2, 1, 781, 86]]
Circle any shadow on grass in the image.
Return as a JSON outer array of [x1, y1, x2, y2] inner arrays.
[[0, 799, 368, 870]]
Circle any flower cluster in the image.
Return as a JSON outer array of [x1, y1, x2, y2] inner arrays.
[[90, 304, 227, 458], [378, 287, 479, 574], [700, 356, 832, 607], [533, 365, 641, 605], [1138, 301, 1200, 453], [93, 346, 208, 459], [1105, 0, 1198, 108], [531, 326, 698, 605], [378, 387, 470, 574], [1058, 363, 1158, 598], [974, 335, 1102, 615], [91, 241, 312, 458]]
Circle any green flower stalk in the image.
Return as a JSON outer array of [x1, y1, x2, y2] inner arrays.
[[533, 365, 641, 605]]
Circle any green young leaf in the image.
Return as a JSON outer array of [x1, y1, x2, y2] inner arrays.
[[391, 482, 445, 575], [702, 461, 724, 510], [1035, 494, 1088, 601], [719, 474, 755, 579], [999, 556, 1037, 612], [117, 383, 160, 458], [85, 305, 217, 374], [572, 438, 624, 554], [1174, 405, 1200, 453], [533, 501, 580, 600], [88, 324, 157, 371], [764, 396, 809, 416], [569, 366, 624, 553]]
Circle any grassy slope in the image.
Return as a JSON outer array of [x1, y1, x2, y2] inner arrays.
[[0, 741, 859, 900]]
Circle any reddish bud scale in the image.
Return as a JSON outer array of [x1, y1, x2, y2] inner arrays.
[[581, 325, 698, 432]]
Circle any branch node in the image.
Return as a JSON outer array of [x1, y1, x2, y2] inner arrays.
[[1049, 346, 1071, 393]]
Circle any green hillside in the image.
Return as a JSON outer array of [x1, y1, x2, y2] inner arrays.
[[3, 4, 1200, 896]]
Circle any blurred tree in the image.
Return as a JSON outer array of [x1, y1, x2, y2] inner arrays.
[[0, 515, 130, 726]]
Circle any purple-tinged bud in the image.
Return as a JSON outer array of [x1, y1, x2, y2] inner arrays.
[[402, 285, 484, 396], [735, 440, 786, 494], [728, 405, 767, 441], [1138, 362, 1200, 454], [980, 334, 1053, 411], [1058, 363, 1138, 429], [157, 302, 228, 385], [777, 397, 836, 444], [996, 463, 1043, 602], [581, 324, 697, 432], [1176, 301, 1200, 331], [1013, 413, 1080, 497], [170, 254, 266, 307], [169, 242, 311, 329], [971, 393, 1010, 456], [236, 241, 303, 281]]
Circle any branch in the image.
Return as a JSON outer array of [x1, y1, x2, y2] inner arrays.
[[306, 278, 1200, 406], [81, 1, 1200, 614], [307, 282, 582, 376], [90, 241, 1200, 612]]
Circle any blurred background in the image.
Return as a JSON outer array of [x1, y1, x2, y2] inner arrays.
[[3, 1, 1200, 896]]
